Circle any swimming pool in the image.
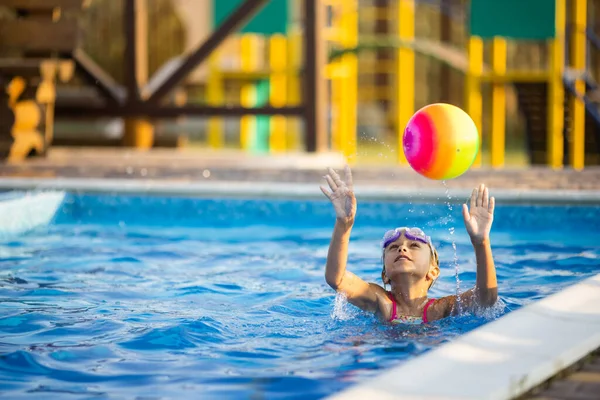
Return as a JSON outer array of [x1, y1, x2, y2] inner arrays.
[[1, 193, 598, 399]]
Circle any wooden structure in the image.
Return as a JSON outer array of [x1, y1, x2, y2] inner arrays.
[[0, 0, 82, 161], [0, 0, 327, 159], [53, 0, 328, 153]]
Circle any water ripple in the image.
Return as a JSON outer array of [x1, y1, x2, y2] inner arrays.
[[0, 197, 598, 398]]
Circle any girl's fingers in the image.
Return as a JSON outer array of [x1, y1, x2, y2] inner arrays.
[[329, 167, 344, 188], [478, 183, 485, 207], [327, 167, 339, 181], [325, 174, 338, 191], [489, 196, 495, 214], [320, 185, 332, 200], [344, 165, 354, 191], [482, 186, 489, 209], [469, 187, 477, 210], [462, 203, 470, 223]]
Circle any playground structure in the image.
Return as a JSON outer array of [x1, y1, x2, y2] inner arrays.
[[326, 0, 600, 168], [1, 0, 599, 168]]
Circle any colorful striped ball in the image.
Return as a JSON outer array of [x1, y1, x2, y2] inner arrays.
[[403, 103, 480, 180]]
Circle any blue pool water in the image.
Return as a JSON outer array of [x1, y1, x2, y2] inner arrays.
[[0, 193, 599, 399]]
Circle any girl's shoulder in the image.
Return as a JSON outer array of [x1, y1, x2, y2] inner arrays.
[[368, 282, 389, 298], [366, 283, 394, 320], [426, 295, 457, 321]]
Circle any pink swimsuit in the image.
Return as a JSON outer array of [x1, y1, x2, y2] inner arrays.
[[387, 292, 436, 325]]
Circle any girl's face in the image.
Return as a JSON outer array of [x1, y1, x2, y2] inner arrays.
[[383, 232, 436, 283]]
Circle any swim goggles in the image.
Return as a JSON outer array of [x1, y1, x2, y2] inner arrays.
[[381, 227, 432, 249], [381, 227, 440, 289], [381, 227, 439, 266]]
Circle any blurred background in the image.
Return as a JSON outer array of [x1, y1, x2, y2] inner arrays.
[[1, 0, 599, 168]]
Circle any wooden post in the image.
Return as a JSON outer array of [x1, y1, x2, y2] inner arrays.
[[375, 0, 391, 111], [303, 0, 327, 153], [0, 81, 15, 159], [123, 0, 153, 149], [439, 0, 452, 104]]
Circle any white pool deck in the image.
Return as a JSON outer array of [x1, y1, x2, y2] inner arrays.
[[0, 182, 599, 400]]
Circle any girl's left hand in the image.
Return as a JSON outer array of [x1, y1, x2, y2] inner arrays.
[[462, 184, 495, 245]]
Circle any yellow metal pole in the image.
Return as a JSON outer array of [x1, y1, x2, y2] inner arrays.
[[328, 3, 342, 152], [397, 0, 415, 165], [339, 0, 358, 163], [240, 34, 260, 150], [570, 0, 587, 170], [286, 27, 302, 150], [547, 0, 566, 169], [491, 37, 507, 168], [240, 84, 255, 150], [207, 51, 224, 148], [330, 68, 341, 151], [465, 36, 483, 167], [269, 34, 288, 152]]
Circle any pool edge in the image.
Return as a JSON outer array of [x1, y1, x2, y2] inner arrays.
[[0, 191, 65, 236], [326, 273, 600, 400], [0, 177, 599, 204]]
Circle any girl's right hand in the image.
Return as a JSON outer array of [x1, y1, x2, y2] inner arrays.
[[320, 166, 357, 225]]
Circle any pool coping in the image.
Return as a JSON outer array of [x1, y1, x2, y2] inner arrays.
[[0, 191, 65, 237], [0, 177, 599, 204], [327, 273, 600, 400]]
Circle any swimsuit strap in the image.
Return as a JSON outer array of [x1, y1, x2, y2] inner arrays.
[[388, 293, 436, 323], [422, 298, 436, 323], [387, 292, 397, 322]]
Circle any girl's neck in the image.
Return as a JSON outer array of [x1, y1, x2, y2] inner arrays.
[[389, 282, 429, 315]]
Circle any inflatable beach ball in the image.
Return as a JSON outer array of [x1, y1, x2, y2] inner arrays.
[[403, 103, 479, 180]]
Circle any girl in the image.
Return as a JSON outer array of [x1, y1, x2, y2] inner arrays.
[[320, 166, 498, 324]]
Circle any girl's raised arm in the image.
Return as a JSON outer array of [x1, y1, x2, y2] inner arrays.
[[321, 166, 380, 313]]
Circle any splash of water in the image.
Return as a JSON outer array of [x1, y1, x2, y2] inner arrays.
[[442, 181, 462, 313], [356, 132, 396, 164], [331, 292, 357, 321]]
